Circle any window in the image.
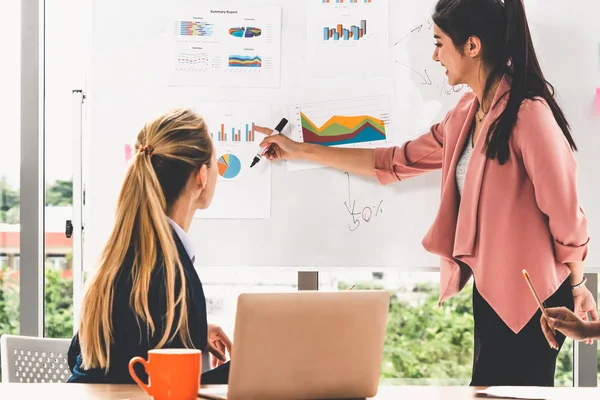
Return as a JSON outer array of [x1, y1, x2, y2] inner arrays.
[[320, 269, 474, 385], [201, 267, 574, 386], [0, 0, 22, 382], [202, 267, 297, 337], [44, 0, 90, 338], [46, 256, 68, 271]]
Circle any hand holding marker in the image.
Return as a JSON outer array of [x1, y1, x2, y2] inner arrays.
[[249, 118, 288, 168]]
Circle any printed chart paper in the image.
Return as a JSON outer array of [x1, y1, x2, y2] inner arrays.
[[307, 0, 390, 77], [169, 5, 282, 87], [193, 102, 272, 219], [286, 93, 392, 171]]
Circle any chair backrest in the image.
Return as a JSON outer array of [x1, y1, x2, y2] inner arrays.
[[0, 334, 71, 383]]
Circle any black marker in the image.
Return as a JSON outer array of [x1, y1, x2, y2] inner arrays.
[[249, 118, 288, 168]]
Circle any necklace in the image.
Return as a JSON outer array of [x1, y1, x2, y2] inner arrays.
[[476, 105, 488, 122], [470, 119, 476, 147]]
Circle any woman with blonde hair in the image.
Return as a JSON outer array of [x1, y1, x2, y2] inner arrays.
[[67, 108, 231, 384]]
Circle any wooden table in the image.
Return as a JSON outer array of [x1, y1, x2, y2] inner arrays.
[[1, 383, 600, 399]]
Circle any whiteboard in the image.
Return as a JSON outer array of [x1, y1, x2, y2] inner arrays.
[[84, 0, 600, 270]]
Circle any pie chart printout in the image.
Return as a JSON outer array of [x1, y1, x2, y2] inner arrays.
[[217, 153, 242, 179]]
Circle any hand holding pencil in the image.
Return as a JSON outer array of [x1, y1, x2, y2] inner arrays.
[[523, 269, 559, 349], [525, 269, 597, 348], [542, 307, 595, 345]]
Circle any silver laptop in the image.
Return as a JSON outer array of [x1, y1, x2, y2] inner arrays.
[[199, 290, 390, 400]]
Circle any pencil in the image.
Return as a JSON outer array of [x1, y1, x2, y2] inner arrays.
[[347, 285, 355, 290], [522, 269, 550, 320]]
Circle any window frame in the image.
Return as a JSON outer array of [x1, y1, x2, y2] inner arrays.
[[20, 0, 44, 338]]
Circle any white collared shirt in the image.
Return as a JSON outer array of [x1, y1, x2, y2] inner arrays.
[[167, 217, 196, 265]]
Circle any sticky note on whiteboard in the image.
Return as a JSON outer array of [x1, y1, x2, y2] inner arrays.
[[124, 144, 133, 164], [595, 88, 600, 115]]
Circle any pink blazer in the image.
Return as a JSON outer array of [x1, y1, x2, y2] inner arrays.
[[374, 76, 589, 333]]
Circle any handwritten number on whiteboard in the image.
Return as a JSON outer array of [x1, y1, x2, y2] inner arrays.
[[344, 172, 384, 232], [375, 200, 384, 216], [344, 201, 361, 231], [362, 207, 373, 222], [344, 174, 360, 230]]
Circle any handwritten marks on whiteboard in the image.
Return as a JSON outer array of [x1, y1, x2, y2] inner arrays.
[[393, 22, 427, 47], [343, 172, 384, 232], [394, 19, 469, 99], [396, 62, 433, 86]]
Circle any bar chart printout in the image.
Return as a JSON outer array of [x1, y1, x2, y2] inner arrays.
[[307, 0, 389, 76], [323, 20, 366, 40], [178, 21, 214, 36], [193, 101, 272, 219], [211, 122, 257, 143]]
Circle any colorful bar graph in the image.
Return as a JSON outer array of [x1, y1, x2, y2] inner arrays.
[[323, 20, 367, 40], [211, 122, 257, 143], [179, 21, 214, 37]]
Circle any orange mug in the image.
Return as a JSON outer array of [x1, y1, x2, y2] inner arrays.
[[129, 349, 202, 400]]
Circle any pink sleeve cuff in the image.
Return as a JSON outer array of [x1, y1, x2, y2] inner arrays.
[[374, 147, 404, 185], [554, 237, 590, 263]]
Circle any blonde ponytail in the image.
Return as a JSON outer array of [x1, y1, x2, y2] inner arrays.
[[79, 109, 213, 370]]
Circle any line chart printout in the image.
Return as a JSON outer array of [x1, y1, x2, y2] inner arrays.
[[286, 94, 392, 171], [306, 0, 390, 77], [193, 102, 273, 219], [169, 5, 282, 88]]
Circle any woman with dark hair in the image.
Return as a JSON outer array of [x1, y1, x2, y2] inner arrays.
[[255, 0, 596, 387]]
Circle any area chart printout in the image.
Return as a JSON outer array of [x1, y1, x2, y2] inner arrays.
[[300, 114, 386, 146], [307, 0, 389, 77], [169, 5, 282, 88], [287, 94, 391, 171], [193, 101, 272, 219]]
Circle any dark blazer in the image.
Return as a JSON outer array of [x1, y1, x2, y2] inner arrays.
[[67, 231, 228, 384]]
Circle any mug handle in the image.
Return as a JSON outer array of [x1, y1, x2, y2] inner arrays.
[[129, 356, 152, 396]]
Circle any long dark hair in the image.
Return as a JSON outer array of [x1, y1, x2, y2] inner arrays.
[[432, 0, 576, 164]]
